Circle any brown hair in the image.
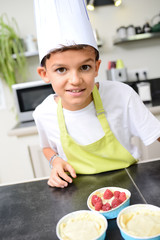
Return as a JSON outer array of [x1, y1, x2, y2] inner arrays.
[[41, 44, 99, 67]]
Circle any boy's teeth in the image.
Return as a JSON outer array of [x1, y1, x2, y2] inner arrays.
[[71, 90, 80, 92]]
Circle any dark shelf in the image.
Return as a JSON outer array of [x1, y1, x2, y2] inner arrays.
[[113, 32, 160, 45]]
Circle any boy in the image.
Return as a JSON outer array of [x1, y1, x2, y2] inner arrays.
[[33, 0, 160, 188]]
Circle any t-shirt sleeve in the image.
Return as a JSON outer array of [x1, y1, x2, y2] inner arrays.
[[128, 89, 160, 146]]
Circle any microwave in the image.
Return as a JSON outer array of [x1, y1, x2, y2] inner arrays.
[[12, 80, 55, 123]]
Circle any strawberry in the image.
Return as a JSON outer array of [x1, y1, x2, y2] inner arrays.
[[119, 192, 127, 202], [114, 190, 120, 198], [95, 200, 103, 211], [91, 195, 101, 206], [103, 189, 113, 199], [111, 198, 122, 208], [102, 203, 111, 211]]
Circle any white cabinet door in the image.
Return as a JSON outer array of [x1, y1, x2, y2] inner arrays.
[[28, 145, 50, 178]]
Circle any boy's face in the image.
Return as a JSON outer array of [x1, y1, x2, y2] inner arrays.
[[37, 46, 101, 111]]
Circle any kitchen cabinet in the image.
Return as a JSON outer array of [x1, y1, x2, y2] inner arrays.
[[28, 144, 50, 178], [8, 124, 50, 179], [113, 32, 160, 45]]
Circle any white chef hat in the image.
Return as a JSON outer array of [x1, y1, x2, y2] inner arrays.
[[34, 0, 98, 63]]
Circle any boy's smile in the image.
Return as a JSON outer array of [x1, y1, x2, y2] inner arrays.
[[37, 46, 101, 111]]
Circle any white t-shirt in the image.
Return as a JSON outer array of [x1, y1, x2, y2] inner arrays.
[[33, 81, 160, 160]]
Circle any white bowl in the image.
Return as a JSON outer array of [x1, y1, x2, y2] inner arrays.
[[56, 210, 108, 240], [87, 187, 131, 219], [117, 204, 160, 240]]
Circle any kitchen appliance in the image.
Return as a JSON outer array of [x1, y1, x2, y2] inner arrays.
[[12, 80, 54, 123], [107, 68, 128, 82], [136, 82, 152, 103], [107, 59, 127, 82]]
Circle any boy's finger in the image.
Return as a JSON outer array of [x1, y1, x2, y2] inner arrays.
[[58, 170, 73, 184], [48, 175, 68, 188], [47, 180, 67, 188], [66, 164, 77, 179]]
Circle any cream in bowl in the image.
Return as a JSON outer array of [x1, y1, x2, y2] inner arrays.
[[87, 187, 131, 219], [117, 204, 160, 240], [56, 210, 108, 240]]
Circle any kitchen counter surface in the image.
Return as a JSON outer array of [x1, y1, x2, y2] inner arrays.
[[0, 159, 160, 240], [127, 159, 160, 206], [8, 120, 37, 137], [147, 104, 160, 115]]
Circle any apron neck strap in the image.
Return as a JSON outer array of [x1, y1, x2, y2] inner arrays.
[[92, 85, 110, 132], [57, 84, 110, 134], [57, 99, 67, 135], [92, 85, 105, 116]]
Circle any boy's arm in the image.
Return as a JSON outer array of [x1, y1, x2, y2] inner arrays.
[[43, 147, 76, 188]]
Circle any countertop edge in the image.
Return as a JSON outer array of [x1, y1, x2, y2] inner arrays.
[[148, 105, 160, 115], [8, 125, 38, 137], [0, 176, 49, 187], [1, 158, 160, 186]]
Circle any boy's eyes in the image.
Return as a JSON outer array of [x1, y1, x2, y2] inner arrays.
[[80, 65, 91, 71], [55, 65, 91, 73], [56, 67, 66, 73]]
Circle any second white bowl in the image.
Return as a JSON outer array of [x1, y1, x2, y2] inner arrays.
[[117, 204, 160, 240]]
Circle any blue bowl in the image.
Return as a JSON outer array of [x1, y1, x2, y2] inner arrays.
[[87, 187, 131, 219], [117, 204, 160, 240], [56, 210, 108, 240]]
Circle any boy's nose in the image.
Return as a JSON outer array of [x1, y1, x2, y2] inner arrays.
[[69, 71, 82, 85]]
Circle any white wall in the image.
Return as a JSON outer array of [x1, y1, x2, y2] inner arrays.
[[0, 0, 160, 184]]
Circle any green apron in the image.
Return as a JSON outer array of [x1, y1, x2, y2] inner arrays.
[[57, 85, 137, 174]]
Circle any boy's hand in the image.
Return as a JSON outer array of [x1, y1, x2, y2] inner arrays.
[[47, 157, 77, 188]]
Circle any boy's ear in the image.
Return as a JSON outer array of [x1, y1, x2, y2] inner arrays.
[[95, 60, 101, 77], [37, 67, 50, 83]]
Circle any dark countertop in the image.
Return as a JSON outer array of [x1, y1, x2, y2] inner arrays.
[[127, 160, 160, 206], [0, 160, 160, 240]]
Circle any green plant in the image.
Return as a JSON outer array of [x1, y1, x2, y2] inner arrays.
[[0, 14, 26, 88]]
